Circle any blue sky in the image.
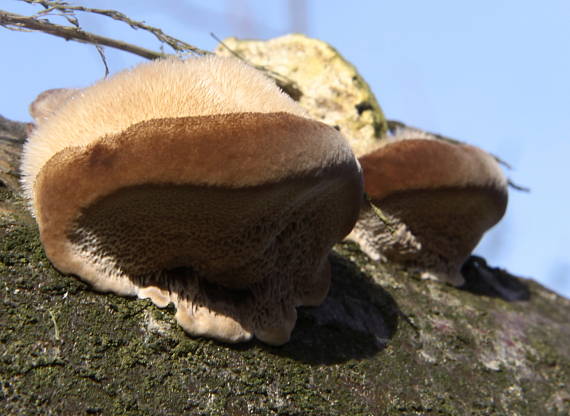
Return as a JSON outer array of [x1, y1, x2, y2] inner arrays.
[[2, 1, 568, 298]]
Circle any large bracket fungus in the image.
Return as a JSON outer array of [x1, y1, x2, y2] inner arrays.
[[20, 56, 363, 345], [349, 130, 508, 287]]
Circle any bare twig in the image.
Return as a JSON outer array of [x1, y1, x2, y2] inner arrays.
[[0, 9, 166, 59], [94, 43, 110, 77], [35, 2, 111, 77], [507, 180, 531, 193], [21, 0, 210, 56]]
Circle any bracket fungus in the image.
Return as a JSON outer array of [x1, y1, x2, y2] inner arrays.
[[20, 56, 363, 345], [29, 88, 80, 127], [349, 130, 508, 287]]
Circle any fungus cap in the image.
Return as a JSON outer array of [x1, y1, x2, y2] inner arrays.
[[29, 88, 80, 127], [21, 56, 363, 345], [350, 133, 508, 286]]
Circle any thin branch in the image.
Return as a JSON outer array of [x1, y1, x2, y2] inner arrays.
[[94, 43, 110, 77], [21, 0, 210, 56], [34, 1, 111, 77], [507, 180, 531, 193], [0, 9, 166, 60]]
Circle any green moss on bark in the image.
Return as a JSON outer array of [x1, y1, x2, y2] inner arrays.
[[2, 182, 569, 415]]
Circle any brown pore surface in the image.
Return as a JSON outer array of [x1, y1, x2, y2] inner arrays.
[[68, 178, 348, 289], [368, 186, 508, 274]]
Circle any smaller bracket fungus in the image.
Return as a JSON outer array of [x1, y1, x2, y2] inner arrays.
[[349, 130, 508, 286], [20, 56, 363, 345]]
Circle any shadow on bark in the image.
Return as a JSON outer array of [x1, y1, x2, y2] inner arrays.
[[459, 255, 530, 301], [260, 252, 400, 365]]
